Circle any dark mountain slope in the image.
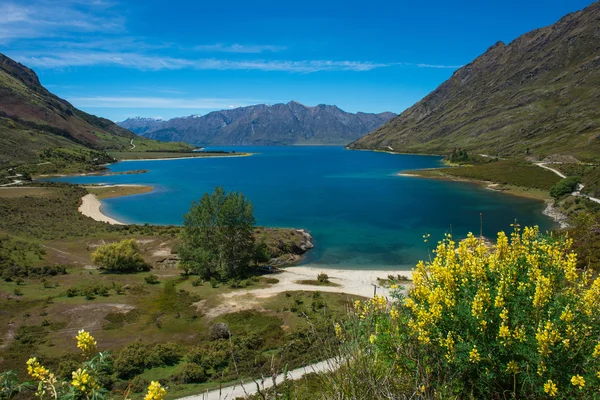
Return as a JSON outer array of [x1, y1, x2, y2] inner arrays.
[[0, 53, 190, 168], [119, 102, 396, 146], [348, 2, 600, 162]]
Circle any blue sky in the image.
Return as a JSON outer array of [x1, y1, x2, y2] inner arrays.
[[0, 0, 595, 121]]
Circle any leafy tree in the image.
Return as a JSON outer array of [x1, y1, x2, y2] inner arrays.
[[179, 186, 256, 280], [550, 176, 580, 198], [91, 239, 149, 273]]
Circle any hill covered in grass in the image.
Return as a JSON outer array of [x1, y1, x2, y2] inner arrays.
[[0, 53, 192, 170], [349, 2, 600, 162]]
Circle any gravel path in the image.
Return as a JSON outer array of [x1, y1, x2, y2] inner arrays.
[[178, 358, 340, 400]]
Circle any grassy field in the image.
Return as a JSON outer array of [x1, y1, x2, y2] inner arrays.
[[86, 185, 154, 199], [404, 159, 560, 200], [0, 183, 349, 398]]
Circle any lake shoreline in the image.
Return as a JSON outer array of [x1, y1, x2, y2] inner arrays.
[[398, 169, 568, 227], [78, 184, 155, 224]]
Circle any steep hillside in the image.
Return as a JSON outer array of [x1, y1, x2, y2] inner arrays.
[[349, 2, 600, 162], [119, 102, 396, 146], [0, 53, 190, 168]]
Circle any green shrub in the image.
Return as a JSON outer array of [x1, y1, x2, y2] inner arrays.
[[550, 176, 580, 198], [114, 342, 149, 379], [148, 343, 182, 367], [91, 239, 149, 273], [317, 273, 329, 283], [129, 376, 149, 393], [336, 227, 600, 399], [191, 278, 203, 287], [176, 363, 207, 384], [144, 274, 159, 285]]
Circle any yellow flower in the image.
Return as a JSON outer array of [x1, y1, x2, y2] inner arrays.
[[334, 323, 343, 339], [71, 368, 97, 393], [506, 360, 519, 374], [390, 307, 400, 320], [571, 374, 585, 390], [544, 380, 558, 397], [369, 334, 377, 344], [469, 346, 480, 363], [145, 381, 167, 400], [593, 342, 600, 358], [75, 330, 97, 355], [26, 358, 51, 381]]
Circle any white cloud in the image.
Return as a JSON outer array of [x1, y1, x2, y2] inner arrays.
[[194, 43, 287, 53], [0, 1, 124, 42], [67, 96, 261, 109], [416, 63, 462, 69], [14, 52, 390, 73]]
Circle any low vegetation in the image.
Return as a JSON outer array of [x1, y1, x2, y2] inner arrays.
[[332, 227, 600, 399], [91, 239, 150, 273], [437, 159, 560, 190]]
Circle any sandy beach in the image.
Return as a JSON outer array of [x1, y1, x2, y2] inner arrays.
[[79, 193, 124, 225]]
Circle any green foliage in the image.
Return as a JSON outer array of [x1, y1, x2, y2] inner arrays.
[[114, 342, 149, 379], [336, 227, 600, 399], [148, 343, 183, 367], [442, 160, 561, 190], [144, 274, 159, 285], [317, 273, 329, 283], [550, 176, 580, 198], [175, 363, 207, 384], [447, 147, 471, 163], [179, 186, 256, 280], [91, 239, 149, 273]]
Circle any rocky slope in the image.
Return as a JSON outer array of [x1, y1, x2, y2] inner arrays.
[[0, 53, 190, 168], [119, 102, 396, 146], [349, 2, 600, 162]]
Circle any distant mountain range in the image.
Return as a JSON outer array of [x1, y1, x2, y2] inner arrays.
[[349, 2, 600, 162], [0, 53, 189, 168], [118, 102, 396, 146]]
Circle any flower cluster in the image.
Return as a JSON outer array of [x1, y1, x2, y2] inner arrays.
[[22, 329, 167, 399], [144, 381, 167, 400], [71, 368, 98, 394], [76, 329, 97, 355], [341, 226, 600, 399]]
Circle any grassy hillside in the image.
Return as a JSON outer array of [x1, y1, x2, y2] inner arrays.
[[0, 53, 192, 172], [349, 2, 600, 162]]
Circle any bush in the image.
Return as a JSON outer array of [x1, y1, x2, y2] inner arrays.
[[144, 274, 159, 285], [148, 343, 182, 367], [114, 342, 149, 379], [191, 278, 203, 287], [336, 227, 600, 399], [129, 376, 149, 393], [91, 239, 149, 273], [209, 322, 232, 340], [550, 176, 580, 198], [176, 363, 207, 384], [317, 273, 329, 283]]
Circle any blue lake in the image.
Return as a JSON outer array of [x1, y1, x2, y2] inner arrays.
[[49, 146, 554, 269]]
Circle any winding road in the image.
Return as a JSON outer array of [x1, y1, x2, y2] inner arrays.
[[178, 358, 340, 400], [535, 162, 600, 204]]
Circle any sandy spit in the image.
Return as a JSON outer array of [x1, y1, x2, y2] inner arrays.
[[79, 193, 124, 225]]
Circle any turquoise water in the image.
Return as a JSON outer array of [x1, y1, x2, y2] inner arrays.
[[49, 146, 553, 269]]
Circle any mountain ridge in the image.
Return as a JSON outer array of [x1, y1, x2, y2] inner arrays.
[[348, 1, 600, 162], [0, 53, 191, 169], [119, 102, 396, 146]]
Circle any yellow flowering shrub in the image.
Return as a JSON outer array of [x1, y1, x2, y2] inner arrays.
[[18, 330, 168, 399], [338, 226, 600, 399]]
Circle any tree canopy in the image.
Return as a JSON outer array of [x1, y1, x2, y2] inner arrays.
[[179, 186, 256, 280]]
